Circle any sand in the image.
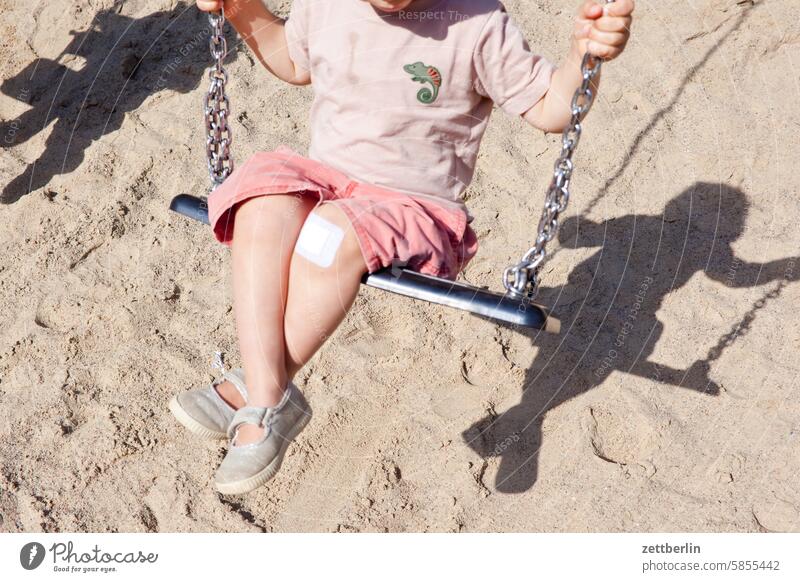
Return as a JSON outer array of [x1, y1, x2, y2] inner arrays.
[[1, 0, 799, 532]]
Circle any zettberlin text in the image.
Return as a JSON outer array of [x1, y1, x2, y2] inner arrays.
[[642, 543, 701, 554]]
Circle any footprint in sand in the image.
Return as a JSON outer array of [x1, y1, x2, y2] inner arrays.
[[583, 405, 659, 468]]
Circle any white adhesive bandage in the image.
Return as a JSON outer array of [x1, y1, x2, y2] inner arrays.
[[294, 212, 345, 268]]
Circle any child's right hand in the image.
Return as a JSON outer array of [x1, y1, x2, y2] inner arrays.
[[196, 0, 224, 13]]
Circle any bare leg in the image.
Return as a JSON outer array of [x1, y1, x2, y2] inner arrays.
[[225, 194, 316, 442], [217, 201, 368, 445], [284, 203, 369, 377]]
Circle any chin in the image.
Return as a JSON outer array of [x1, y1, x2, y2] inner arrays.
[[371, 1, 415, 13]]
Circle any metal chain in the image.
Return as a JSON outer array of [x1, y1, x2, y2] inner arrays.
[[503, 2, 613, 299], [204, 9, 234, 188]]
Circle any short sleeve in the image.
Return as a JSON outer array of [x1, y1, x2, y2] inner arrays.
[[284, 0, 310, 72], [473, 6, 556, 117]]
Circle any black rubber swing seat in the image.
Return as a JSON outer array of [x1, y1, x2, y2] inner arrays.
[[169, 194, 558, 330]]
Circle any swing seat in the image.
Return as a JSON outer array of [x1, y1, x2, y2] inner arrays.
[[169, 194, 557, 330]]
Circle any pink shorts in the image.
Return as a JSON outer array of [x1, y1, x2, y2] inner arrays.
[[207, 146, 479, 280]]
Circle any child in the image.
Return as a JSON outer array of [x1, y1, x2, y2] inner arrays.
[[169, 0, 634, 494]]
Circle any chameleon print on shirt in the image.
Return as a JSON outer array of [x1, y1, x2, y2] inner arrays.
[[403, 62, 441, 104]]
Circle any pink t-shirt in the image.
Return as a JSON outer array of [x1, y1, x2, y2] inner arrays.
[[284, 0, 556, 211]]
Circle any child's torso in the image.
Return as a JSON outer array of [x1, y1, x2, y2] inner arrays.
[[303, 0, 501, 206]]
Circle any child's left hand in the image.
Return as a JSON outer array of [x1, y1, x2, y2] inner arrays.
[[573, 0, 634, 61]]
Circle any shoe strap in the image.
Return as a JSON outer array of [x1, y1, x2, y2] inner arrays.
[[223, 368, 249, 401], [228, 406, 272, 441], [226, 385, 293, 441]]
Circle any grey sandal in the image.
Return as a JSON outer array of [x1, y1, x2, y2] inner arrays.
[[169, 368, 248, 440], [214, 381, 312, 495]]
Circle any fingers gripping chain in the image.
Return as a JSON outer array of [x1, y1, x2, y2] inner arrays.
[[503, 0, 614, 300]]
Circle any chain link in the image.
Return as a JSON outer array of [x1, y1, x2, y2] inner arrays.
[[204, 10, 234, 188]]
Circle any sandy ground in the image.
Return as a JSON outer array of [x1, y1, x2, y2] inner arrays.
[[1, 0, 799, 533]]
